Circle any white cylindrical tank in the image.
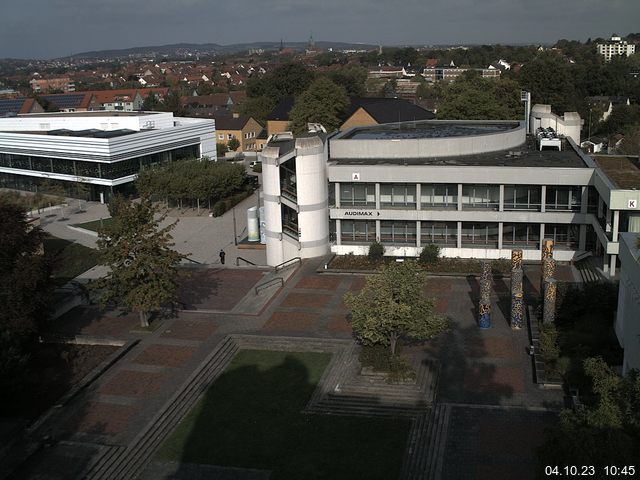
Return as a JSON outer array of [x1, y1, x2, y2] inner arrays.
[[259, 206, 266, 244], [247, 206, 259, 242], [261, 146, 284, 266], [295, 136, 330, 259]]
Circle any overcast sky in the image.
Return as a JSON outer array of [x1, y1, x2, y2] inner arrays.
[[1, 0, 639, 59]]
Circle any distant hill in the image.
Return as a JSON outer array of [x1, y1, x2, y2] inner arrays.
[[66, 41, 379, 59]]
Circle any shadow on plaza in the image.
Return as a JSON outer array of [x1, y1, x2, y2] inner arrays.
[[175, 267, 221, 310], [149, 354, 407, 480]]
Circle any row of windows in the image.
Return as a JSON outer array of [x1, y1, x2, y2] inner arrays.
[[336, 183, 591, 212], [339, 220, 579, 249], [0, 145, 199, 180]]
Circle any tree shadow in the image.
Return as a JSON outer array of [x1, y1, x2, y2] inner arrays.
[[175, 267, 220, 310], [151, 351, 409, 480]]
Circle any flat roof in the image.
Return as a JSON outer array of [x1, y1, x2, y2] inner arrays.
[[594, 156, 640, 189], [0, 128, 140, 138], [330, 136, 589, 168], [341, 121, 520, 140], [17, 111, 157, 118]]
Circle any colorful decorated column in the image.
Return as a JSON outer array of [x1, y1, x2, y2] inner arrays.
[[540, 238, 554, 296], [543, 278, 557, 324], [511, 291, 524, 329], [511, 249, 523, 271], [478, 261, 492, 328], [510, 266, 524, 329]]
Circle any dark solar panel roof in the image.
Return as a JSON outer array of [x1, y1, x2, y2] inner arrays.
[[0, 98, 26, 116], [47, 128, 137, 138], [41, 94, 86, 110]]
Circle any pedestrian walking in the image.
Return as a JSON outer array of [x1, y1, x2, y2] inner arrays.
[[219, 249, 226, 265]]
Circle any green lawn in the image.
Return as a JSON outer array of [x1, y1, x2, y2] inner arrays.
[[156, 349, 410, 480], [73, 217, 113, 232], [43, 236, 98, 284]]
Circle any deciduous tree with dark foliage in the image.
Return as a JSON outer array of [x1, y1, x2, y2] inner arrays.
[[0, 200, 52, 391], [94, 196, 185, 327]]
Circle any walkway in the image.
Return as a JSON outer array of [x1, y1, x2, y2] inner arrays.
[[2, 258, 565, 480]]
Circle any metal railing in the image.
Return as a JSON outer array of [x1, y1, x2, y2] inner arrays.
[[254, 277, 284, 295], [236, 256, 257, 266], [274, 257, 301, 273]]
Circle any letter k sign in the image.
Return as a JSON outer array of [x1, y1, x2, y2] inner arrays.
[[629, 199, 637, 209]]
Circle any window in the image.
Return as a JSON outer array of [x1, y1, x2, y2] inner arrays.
[[504, 185, 541, 211], [545, 224, 578, 250], [340, 183, 376, 207], [380, 221, 416, 245], [421, 222, 457, 246], [546, 186, 582, 211], [281, 204, 298, 239], [502, 223, 540, 248], [462, 185, 500, 210], [227, 134, 233, 140], [341, 220, 376, 244], [461, 223, 499, 248], [279, 160, 297, 201], [218, 134, 224, 140], [380, 184, 416, 209], [421, 184, 457, 209]]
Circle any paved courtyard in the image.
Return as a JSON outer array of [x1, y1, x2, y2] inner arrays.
[[2, 258, 565, 479]]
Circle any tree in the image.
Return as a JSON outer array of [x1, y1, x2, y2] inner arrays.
[[94, 196, 185, 327], [344, 261, 449, 355], [140, 92, 161, 111], [227, 137, 240, 152], [326, 65, 368, 97], [245, 63, 314, 101], [237, 95, 276, 124], [0, 201, 52, 391], [618, 125, 640, 155], [519, 53, 578, 113], [537, 357, 640, 474], [437, 72, 522, 120], [289, 77, 349, 134], [216, 142, 228, 158]]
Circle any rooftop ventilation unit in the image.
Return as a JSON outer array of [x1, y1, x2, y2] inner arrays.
[[536, 127, 562, 151]]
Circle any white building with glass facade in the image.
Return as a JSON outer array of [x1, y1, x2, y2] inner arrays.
[[0, 111, 216, 202], [260, 115, 640, 275]]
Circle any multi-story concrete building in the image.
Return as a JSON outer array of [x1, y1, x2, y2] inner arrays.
[[260, 107, 640, 275], [29, 77, 76, 93], [597, 34, 636, 62], [0, 111, 215, 202], [615, 232, 640, 375]]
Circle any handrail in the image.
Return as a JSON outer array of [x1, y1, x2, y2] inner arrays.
[[236, 256, 257, 266], [274, 256, 301, 273], [254, 277, 284, 295], [183, 256, 202, 265]]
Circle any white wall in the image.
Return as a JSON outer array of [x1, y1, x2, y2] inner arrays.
[[616, 233, 640, 375]]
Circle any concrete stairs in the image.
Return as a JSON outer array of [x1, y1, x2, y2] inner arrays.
[[86, 336, 240, 480], [400, 403, 451, 480], [575, 256, 605, 283]]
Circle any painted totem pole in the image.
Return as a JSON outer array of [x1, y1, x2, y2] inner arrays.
[[478, 261, 492, 328]]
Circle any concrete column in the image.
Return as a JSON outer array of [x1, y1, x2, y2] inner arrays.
[[335, 219, 341, 246], [543, 278, 557, 324], [540, 185, 546, 213], [610, 254, 617, 277], [416, 183, 421, 211], [603, 254, 609, 273], [498, 223, 503, 249], [457, 221, 462, 248], [375, 183, 380, 210], [579, 224, 587, 251], [416, 221, 421, 248], [457, 184, 463, 211], [605, 207, 612, 233], [499, 184, 505, 212], [612, 210, 620, 241], [539, 224, 545, 251], [376, 219, 381, 242], [598, 196, 603, 219], [335, 182, 340, 208], [580, 186, 588, 214]]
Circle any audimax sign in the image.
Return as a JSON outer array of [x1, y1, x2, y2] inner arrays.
[[343, 211, 380, 217]]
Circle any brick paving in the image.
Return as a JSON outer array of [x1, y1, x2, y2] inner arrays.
[[65, 401, 140, 438], [441, 406, 555, 480], [161, 319, 218, 341], [48, 306, 139, 338], [263, 311, 319, 332], [177, 268, 265, 311], [133, 344, 197, 368], [280, 292, 333, 308], [99, 370, 168, 397]]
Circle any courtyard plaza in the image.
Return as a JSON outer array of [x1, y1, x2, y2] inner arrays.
[[1, 247, 567, 480]]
